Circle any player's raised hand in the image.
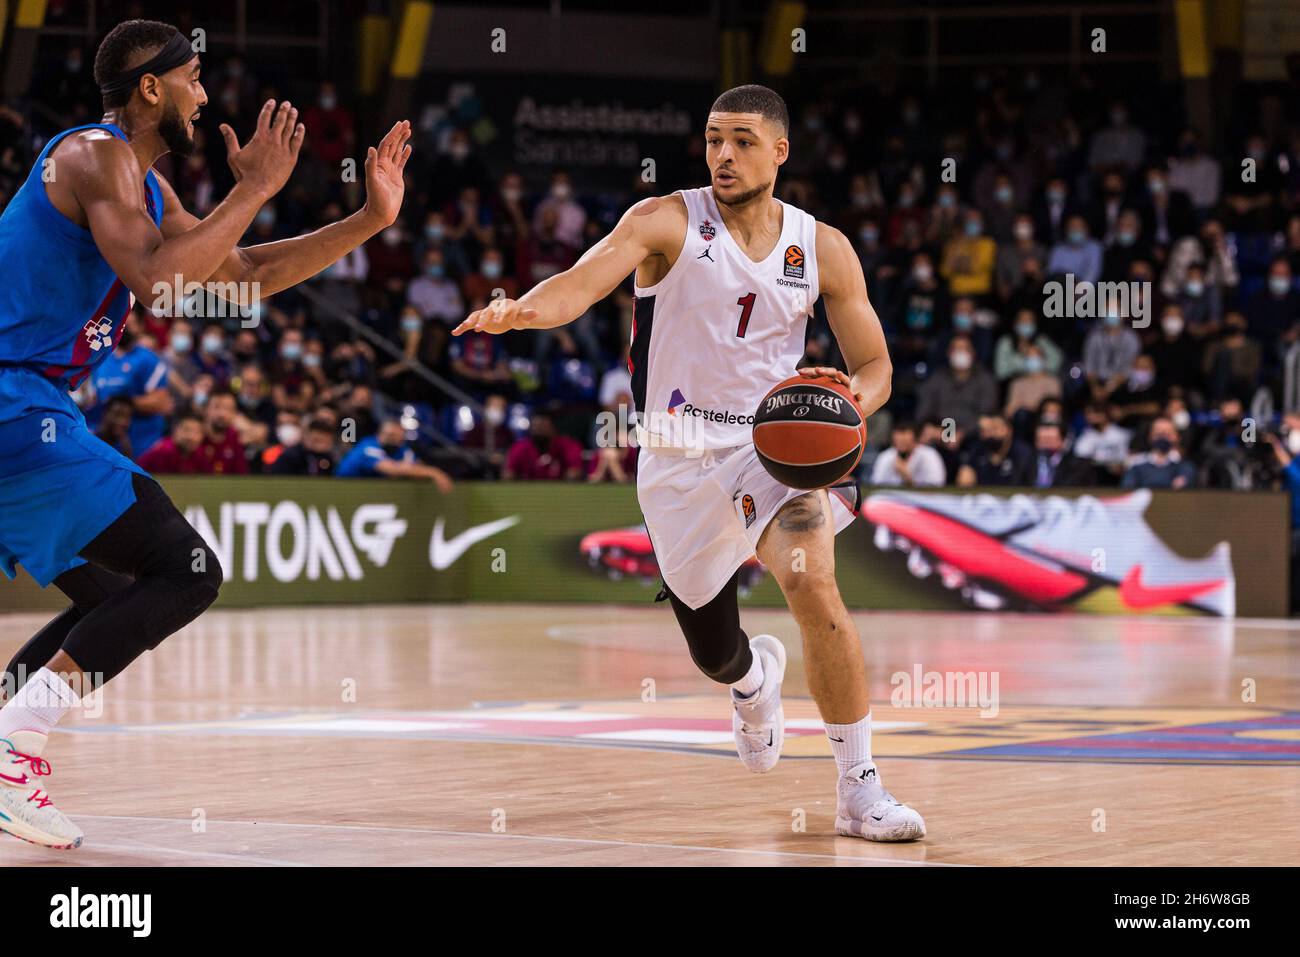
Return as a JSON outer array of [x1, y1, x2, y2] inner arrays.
[[453, 298, 539, 336], [797, 365, 867, 412], [221, 100, 305, 200], [362, 121, 413, 228]]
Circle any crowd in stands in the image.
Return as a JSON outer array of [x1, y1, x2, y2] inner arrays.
[[4, 47, 1300, 508]]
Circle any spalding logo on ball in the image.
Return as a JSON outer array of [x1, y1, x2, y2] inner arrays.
[[752, 374, 866, 490]]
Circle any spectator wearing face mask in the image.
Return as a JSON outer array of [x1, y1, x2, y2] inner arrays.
[[871, 421, 946, 487], [1087, 100, 1146, 173], [1083, 311, 1142, 402], [365, 224, 416, 291], [1172, 262, 1222, 333], [86, 311, 173, 460], [1246, 259, 1300, 352], [1139, 165, 1194, 249], [532, 171, 586, 251], [919, 419, 963, 482], [994, 310, 1063, 381], [891, 253, 949, 345], [194, 323, 234, 389], [1121, 417, 1195, 489], [337, 418, 454, 490], [1160, 218, 1238, 309], [1033, 178, 1074, 247], [1167, 128, 1221, 214], [885, 180, 926, 247], [301, 81, 354, 167], [1102, 209, 1153, 282], [940, 209, 997, 299], [269, 415, 339, 477], [1004, 344, 1062, 423], [944, 297, 993, 363], [461, 393, 514, 472], [138, 413, 206, 475], [996, 214, 1046, 302], [1047, 216, 1104, 286], [957, 414, 1033, 486], [407, 248, 465, 327], [1202, 312, 1261, 404], [1106, 353, 1164, 431], [256, 411, 305, 472], [462, 247, 520, 305], [1149, 306, 1203, 393], [916, 335, 998, 435], [1073, 402, 1132, 484]]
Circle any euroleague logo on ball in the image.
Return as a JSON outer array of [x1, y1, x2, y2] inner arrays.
[[791, 405, 811, 417], [783, 244, 805, 279]]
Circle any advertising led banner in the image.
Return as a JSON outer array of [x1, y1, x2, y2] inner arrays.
[[0, 480, 1289, 617]]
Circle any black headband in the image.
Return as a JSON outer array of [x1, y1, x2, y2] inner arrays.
[[99, 31, 196, 98]]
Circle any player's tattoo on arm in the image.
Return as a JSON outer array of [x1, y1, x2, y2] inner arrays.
[[776, 493, 827, 533]]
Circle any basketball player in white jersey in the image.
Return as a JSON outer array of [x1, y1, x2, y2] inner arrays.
[[454, 85, 924, 841]]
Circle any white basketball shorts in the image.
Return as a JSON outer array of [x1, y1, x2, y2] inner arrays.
[[636, 443, 858, 610]]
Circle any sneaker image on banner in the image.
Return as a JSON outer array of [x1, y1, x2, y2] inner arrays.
[[862, 489, 1236, 616]]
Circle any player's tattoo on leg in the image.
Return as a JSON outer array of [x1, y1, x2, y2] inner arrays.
[[776, 493, 826, 533]]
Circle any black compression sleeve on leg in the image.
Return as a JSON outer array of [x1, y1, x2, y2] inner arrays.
[[2, 564, 133, 699], [59, 474, 223, 687], [664, 570, 752, 684]]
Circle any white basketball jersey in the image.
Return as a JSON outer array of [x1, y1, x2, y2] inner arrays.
[[631, 187, 820, 451]]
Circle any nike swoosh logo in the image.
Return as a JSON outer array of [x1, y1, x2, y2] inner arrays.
[[429, 515, 521, 570], [828, 736, 844, 742], [871, 813, 886, 822], [1117, 565, 1224, 610], [0, 772, 29, 785]]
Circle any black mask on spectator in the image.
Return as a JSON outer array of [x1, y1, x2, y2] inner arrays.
[[380, 442, 403, 457], [1152, 437, 1174, 454]]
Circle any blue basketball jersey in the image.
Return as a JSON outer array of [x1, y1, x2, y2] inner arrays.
[[0, 123, 163, 391]]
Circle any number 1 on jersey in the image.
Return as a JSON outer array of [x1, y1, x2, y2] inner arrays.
[[735, 292, 756, 338]]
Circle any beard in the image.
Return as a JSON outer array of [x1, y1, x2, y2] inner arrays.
[[715, 179, 771, 208], [159, 100, 197, 156]]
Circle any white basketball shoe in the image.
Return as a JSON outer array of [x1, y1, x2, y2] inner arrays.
[[731, 634, 787, 773], [0, 730, 83, 849], [835, 761, 926, 842]]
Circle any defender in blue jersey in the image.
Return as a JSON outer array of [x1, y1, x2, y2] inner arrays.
[[0, 19, 415, 848]]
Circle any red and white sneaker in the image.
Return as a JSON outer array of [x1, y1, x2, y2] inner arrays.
[[0, 730, 83, 849]]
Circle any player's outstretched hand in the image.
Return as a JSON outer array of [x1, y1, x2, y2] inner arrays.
[[453, 298, 539, 336], [796, 365, 867, 414], [363, 121, 413, 228], [220, 100, 305, 200]]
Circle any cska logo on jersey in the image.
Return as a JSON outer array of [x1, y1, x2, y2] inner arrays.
[[783, 244, 805, 280], [83, 317, 115, 352], [699, 219, 716, 242]]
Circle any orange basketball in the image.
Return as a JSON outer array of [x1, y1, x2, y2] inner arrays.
[[752, 374, 865, 489]]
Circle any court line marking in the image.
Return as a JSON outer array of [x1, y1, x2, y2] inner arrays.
[[85, 841, 307, 868], [75, 814, 967, 866]]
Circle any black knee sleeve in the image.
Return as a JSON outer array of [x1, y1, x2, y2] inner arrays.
[[2, 563, 135, 698], [664, 571, 751, 684], [60, 475, 223, 685]]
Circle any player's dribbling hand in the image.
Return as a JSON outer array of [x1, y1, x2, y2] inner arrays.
[[453, 298, 539, 336], [362, 121, 413, 229], [222, 100, 305, 200], [797, 365, 867, 413]]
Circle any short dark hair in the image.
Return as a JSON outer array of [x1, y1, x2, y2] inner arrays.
[[174, 412, 203, 430], [104, 395, 134, 413], [892, 421, 918, 436], [94, 19, 179, 109], [710, 84, 789, 137]]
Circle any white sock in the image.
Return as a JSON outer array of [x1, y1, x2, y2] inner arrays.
[[0, 668, 79, 739], [825, 712, 872, 776], [730, 649, 765, 699]]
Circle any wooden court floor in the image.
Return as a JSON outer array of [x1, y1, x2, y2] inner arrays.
[[0, 603, 1296, 866]]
